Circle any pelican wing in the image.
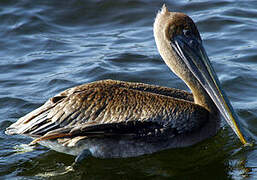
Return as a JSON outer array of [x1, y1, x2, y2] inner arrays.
[[6, 80, 207, 146]]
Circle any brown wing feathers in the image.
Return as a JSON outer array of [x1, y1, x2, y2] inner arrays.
[[6, 80, 207, 146], [29, 121, 167, 145]]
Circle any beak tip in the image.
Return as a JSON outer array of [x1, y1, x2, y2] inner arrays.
[[243, 141, 254, 147], [239, 133, 255, 147]]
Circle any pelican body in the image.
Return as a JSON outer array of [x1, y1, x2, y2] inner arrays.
[[5, 5, 248, 160]]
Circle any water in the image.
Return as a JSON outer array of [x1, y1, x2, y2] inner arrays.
[[0, 0, 257, 179]]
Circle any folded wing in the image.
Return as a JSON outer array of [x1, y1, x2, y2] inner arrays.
[[6, 80, 207, 146]]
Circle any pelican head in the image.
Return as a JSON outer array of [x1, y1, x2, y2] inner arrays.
[[154, 5, 249, 145]]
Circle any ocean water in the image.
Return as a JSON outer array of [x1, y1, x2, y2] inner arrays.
[[0, 0, 257, 179]]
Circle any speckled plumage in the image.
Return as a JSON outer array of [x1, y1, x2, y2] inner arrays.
[[6, 79, 216, 157], [6, 80, 209, 141]]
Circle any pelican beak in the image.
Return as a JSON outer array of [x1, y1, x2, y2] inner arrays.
[[171, 33, 249, 145]]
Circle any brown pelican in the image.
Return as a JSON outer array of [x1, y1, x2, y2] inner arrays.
[[5, 5, 249, 163]]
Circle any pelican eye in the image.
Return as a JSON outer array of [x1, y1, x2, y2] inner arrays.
[[182, 29, 200, 49], [183, 29, 191, 37]]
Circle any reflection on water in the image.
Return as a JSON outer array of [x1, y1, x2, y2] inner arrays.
[[0, 0, 257, 179], [11, 133, 231, 179]]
